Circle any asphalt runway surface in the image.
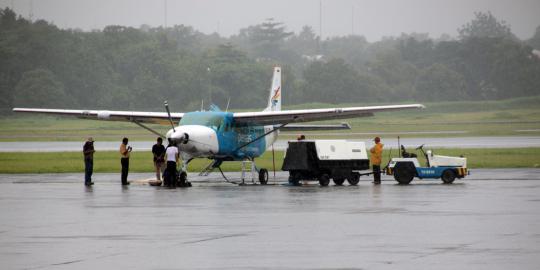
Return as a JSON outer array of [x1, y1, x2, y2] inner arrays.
[[1, 170, 540, 269], [2, 136, 540, 152]]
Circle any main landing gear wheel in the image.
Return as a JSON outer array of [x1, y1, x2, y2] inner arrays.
[[441, 169, 456, 184], [347, 174, 360, 186], [259, 168, 269, 185], [319, 174, 330, 186], [333, 178, 345, 186], [393, 162, 415, 185]]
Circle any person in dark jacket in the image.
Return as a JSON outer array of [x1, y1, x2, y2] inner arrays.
[[83, 137, 95, 186], [152, 137, 166, 182]]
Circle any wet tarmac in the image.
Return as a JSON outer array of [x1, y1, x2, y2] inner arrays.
[[2, 136, 540, 152], [1, 170, 540, 269]]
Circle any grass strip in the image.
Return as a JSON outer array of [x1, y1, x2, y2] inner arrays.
[[2, 96, 540, 141], [1, 148, 539, 174]]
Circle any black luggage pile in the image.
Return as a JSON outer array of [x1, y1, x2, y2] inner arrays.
[[162, 169, 192, 188]]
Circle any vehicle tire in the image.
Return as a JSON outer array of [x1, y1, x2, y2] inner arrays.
[[333, 178, 345, 186], [347, 174, 360, 186], [319, 174, 330, 186], [441, 169, 456, 184], [393, 162, 415, 184], [259, 168, 269, 185]]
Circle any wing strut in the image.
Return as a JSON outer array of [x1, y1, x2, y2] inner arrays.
[[132, 120, 165, 138]]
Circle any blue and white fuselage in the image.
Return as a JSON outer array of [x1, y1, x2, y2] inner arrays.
[[166, 111, 278, 161], [166, 66, 283, 163]]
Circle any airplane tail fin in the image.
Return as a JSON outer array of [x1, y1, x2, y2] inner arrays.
[[265, 66, 281, 112]]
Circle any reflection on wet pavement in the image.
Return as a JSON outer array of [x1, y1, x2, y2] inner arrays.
[[1, 170, 540, 269]]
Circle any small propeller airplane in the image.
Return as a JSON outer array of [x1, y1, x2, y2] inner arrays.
[[13, 67, 424, 184]]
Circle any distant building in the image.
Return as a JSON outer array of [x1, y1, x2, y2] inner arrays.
[[301, 54, 326, 62]]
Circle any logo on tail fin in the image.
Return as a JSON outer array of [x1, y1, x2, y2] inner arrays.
[[271, 86, 281, 106]]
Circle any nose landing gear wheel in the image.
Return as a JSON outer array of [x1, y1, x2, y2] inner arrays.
[[258, 168, 269, 185]]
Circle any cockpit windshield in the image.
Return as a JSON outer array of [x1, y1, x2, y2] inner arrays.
[[179, 112, 224, 131]]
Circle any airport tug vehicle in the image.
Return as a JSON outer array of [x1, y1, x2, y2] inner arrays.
[[386, 144, 468, 184], [282, 140, 370, 186]]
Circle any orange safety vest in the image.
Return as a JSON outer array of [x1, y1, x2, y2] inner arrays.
[[370, 143, 384, 165]]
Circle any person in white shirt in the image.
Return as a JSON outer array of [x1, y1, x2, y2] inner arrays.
[[164, 139, 179, 187]]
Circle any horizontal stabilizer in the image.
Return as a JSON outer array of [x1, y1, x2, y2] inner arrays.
[[280, 123, 351, 131]]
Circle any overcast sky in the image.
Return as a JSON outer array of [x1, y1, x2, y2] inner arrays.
[[2, 0, 540, 41]]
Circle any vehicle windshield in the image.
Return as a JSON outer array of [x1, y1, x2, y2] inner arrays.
[[179, 112, 224, 131]]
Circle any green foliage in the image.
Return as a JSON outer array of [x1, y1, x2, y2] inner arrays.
[[14, 68, 74, 107], [0, 8, 539, 113], [1, 147, 539, 173], [458, 11, 516, 40], [301, 59, 386, 103], [415, 63, 467, 101], [240, 18, 294, 61], [286, 26, 319, 56]]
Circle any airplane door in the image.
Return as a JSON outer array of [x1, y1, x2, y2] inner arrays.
[[217, 115, 237, 155]]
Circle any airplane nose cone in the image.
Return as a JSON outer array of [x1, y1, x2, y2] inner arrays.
[[167, 125, 218, 156], [167, 130, 188, 144]]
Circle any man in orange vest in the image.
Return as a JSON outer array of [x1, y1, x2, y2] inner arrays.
[[370, 136, 384, 185]]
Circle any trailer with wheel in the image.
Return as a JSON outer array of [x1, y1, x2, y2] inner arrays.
[[386, 144, 468, 184], [282, 140, 370, 186]]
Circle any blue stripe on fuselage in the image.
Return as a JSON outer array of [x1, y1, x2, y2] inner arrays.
[[217, 114, 266, 160], [179, 111, 266, 160]]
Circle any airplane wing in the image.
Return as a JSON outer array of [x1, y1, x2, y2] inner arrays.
[[12, 108, 183, 125], [13, 104, 424, 126], [233, 104, 424, 126]]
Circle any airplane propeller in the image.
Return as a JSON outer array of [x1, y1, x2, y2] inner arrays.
[[164, 100, 189, 144], [164, 100, 176, 132]]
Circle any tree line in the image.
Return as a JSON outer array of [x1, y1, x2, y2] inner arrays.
[[1, 9, 539, 114]]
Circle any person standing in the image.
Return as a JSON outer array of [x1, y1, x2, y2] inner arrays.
[[370, 136, 384, 185], [152, 137, 166, 182], [165, 139, 179, 188], [83, 137, 95, 186], [119, 137, 131, 185]]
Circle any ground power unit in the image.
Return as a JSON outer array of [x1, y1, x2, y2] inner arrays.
[[282, 140, 370, 186]]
